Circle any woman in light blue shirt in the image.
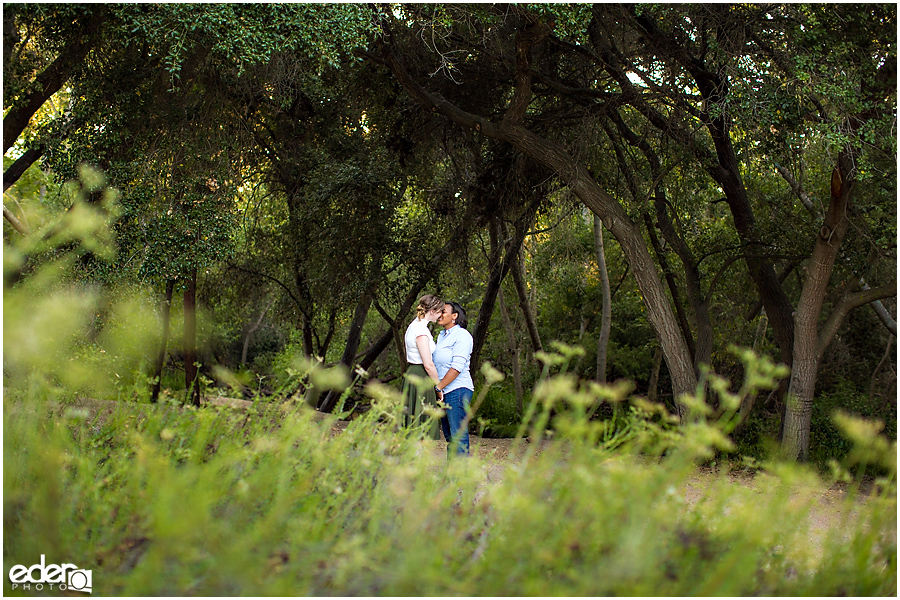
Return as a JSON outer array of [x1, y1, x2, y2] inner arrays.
[[432, 301, 474, 456]]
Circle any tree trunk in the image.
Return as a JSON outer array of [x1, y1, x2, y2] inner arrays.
[[628, 8, 797, 372], [183, 269, 201, 406], [869, 335, 893, 404], [593, 215, 612, 383], [342, 295, 374, 368], [651, 193, 712, 371], [3, 9, 106, 153], [783, 160, 853, 461], [317, 292, 374, 412], [644, 212, 696, 361], [392, 320, 406, 373], [472, 213, 537, 369], [374, 300, 407, 373], [648, 346, 663, 403], [241, 298, 273, 366], [301, 317, 314, 359], [291, 261, 314, 358], [498, 285, 524, 411], [568, 172, 696, 403], [609, 109, 711, 370], [150, 279, 175, 403], [512, 250, 542, 355], [471, 218, 506, 369], [319, 307, 338, 358]]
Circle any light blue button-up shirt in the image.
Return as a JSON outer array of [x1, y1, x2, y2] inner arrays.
[[433, 325, 474, 393]]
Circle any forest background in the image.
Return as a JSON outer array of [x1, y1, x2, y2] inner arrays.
[[4, 4, 896, 467]]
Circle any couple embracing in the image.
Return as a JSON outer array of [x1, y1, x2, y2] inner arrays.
[[402, 295, 473, 457]]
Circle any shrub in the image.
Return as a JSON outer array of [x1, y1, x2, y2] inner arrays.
[[476, 383, 522, 438]]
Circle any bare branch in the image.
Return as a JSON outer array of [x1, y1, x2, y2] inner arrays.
[[818, 283, 898, 361], [3, 204, 30, 235], [861, 277, 897, 336], [775, 163, 822, 220]]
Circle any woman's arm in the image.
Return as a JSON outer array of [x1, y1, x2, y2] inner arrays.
[[415, 336, 440, 383], [436, 368, 460, 391]]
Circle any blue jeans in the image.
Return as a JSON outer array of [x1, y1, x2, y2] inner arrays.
[[440, 387, 472, 456]]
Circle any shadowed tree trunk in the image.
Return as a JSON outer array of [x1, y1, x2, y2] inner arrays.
[[150, 279, 175, 403], [512, 250, 542, 356], [593, 215, 612, 383], [3, 146, 44, 192], [498, 283, 524, 411], [318, 307, 338, 358], [317, 291, 375, 413], [183, 269, 200, 406], [471, 206, 540, 370], [241, 298, 273, 366], [869, 335, 894, 405], [374, 301, 407, 374], [648, 346, 663, 403], [357, 285, 426, 377]]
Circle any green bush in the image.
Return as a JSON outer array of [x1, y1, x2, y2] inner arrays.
[[809, 380, 894, 470], [476, 383, 522, 438]]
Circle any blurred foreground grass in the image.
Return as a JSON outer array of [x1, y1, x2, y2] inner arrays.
[[4, 380, 896, 596]]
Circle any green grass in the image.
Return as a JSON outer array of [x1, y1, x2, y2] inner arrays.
[[4, 363, 896, 595]]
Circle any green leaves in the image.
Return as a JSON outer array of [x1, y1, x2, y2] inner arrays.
[[115, 4, 375, 87]]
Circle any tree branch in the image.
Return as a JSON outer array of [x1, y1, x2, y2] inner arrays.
[[860, 278, 897, 336], [3, 204, 30, 235], [818, 283, 897, 361], [3, 146, 44, 192], [775, 162, 822, 219], [225, 261, 310, 323], [4, 8, 106, 153]]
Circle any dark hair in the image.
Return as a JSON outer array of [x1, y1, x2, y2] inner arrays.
[[447, 301, 468, 330]]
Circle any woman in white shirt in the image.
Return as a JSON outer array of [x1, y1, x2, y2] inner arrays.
[[402, 294, 444, 438]]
